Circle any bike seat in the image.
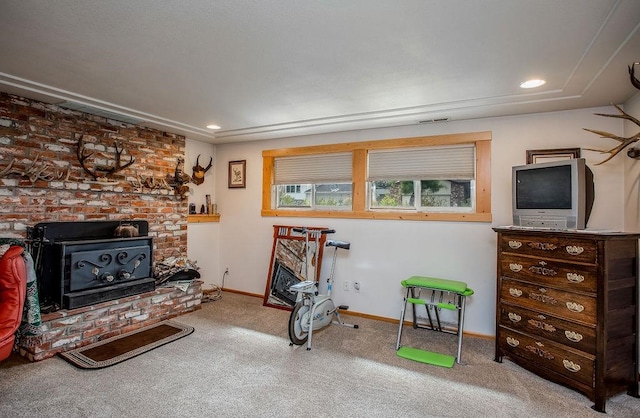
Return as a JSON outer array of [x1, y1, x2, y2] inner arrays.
[[326, 240, 350, 250]]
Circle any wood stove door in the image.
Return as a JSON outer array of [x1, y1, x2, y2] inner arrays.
[[69, 245, 151, 291]]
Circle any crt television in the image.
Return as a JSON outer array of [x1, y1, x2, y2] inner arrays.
[[512, 158, 594, 229]]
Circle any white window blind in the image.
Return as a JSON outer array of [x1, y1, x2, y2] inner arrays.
[[274, 153, 352, 184], [368, 145, 475, 181]]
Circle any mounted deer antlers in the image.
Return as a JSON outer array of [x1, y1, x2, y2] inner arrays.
[[583, 104, 640, 164], [76, 137, 135, 181], [191, 154, 213, 185], [0, 154, 70, 183], [630, 62, 640, 90], [130, 158, 193, 199]]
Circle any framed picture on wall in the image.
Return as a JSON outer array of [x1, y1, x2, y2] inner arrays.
[[526, 148, 581, 164], [228, 160, 246, 188]]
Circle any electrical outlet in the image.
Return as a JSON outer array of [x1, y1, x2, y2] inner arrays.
[[225, 267, 229, 274], [353, 281, 361, 293], [343, 280, 350, 291]]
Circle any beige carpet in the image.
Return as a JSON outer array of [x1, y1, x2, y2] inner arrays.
[[1, 291, 639, 417]]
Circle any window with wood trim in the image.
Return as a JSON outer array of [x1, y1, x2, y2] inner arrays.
[[368, 144, 475, 212], [262, 132, 491, 222], [274, 153, 352, 210]]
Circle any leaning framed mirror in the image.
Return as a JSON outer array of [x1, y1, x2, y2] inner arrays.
[[263, 225, 328, 310]]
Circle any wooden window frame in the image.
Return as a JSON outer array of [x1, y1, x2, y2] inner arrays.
[[262, 131, 492, 222]]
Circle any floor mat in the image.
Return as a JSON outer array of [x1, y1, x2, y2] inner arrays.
[[58, 320, 194, 369]]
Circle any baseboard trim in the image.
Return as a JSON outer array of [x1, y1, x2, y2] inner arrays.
[[221, 288, 264, 299]]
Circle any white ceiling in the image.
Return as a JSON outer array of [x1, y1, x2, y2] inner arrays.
[[1, 0, 639, 144]]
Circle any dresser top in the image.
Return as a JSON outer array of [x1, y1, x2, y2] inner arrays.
[[493, 225, 640, 240]]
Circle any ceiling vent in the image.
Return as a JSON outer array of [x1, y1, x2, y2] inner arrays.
[[58, 101, 144, 125], [418, 117, 450, 124]]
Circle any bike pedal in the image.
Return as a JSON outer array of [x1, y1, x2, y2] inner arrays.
[[338, 305, 349, 310]]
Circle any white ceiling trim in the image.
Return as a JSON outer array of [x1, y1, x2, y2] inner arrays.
[[0, 72, 217, 140]]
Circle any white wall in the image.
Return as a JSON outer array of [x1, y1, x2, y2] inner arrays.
[[185, 139, 220, 290], [624, 92, 640, 231], [187, 105, 631, 336], [185, 139, 217, 214]]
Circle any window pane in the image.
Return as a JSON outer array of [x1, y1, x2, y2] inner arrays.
[[314, 183, 352, 209], [367, 144, 477, 212], [420, 180, 474, 210], [370, 181, 416, 208], [369, 180, 474, 211], [276, 184, 310, 208], [276, 183, 352, 210]]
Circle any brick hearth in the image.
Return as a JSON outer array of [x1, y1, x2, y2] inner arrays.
[[17, 280, 202, 361]]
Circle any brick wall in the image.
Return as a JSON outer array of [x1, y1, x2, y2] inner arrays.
[[18, 280, 203, 361], [0, 92, 188, 260]]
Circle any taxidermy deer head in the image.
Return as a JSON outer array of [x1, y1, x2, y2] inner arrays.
[[582, 63, 640, 164], [191, 154, 213, 185], [166, 157, 191, 199]]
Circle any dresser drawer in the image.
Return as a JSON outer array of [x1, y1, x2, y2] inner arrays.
[[500, 278, 596, 325], [501, 254, 597, 293], [498, 327, 595, 387], [500, 234, 596, 264], [499, 305, 596, 355]]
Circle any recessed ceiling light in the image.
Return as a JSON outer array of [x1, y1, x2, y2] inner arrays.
[[206, 124, 221, 130], [520, 79, 546, 89]]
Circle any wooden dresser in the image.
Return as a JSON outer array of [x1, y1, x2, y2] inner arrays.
[[493, 227, 640, 412]]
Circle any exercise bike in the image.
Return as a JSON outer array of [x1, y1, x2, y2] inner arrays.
[[288, 227, 358, 350]]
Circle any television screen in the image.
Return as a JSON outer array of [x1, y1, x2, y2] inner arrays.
[[512, 158, 594, 230], [516, 165, 572, 210]]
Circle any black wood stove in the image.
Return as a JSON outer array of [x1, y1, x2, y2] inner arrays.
[[28, 221, 155, 312]]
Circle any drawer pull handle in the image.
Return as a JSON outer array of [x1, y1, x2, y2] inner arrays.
[[566, 273, 585, 283], [564, 331, 583, 343], [565, 246, 584, 256], [525, 343, 554, 360], [508, 312, 521, 323], [566, 302, 584, 313], [529, 290, 558, 305], [508, 240, 522, 249], [509, 288, 523, 297], [528, 318, 557, 332], [506, 337, 519, 347], [528, 242, 558, 251], [563, 359, 581, 373], [529, 265, 557, 276], [509, 263, 523, 272]]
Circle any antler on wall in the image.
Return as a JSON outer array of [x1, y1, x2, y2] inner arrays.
[[191, 154, 213, 185], [76, 137, 135, 181], [629, 62, 640, 90], [0, 154, 70, 183], [583, 104, 640, 165]]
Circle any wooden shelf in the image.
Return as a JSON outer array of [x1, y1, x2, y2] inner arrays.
[[188, 214, 220, 223]]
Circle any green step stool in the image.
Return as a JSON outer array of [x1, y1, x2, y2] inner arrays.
[[395, 276, 474, 368]]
